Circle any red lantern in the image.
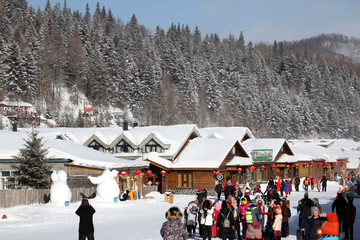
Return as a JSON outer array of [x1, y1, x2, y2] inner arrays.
[[261, 165, 266, 170], [271, 165, 276, 169], [120, 171, 127, 177], [303, 163, 308, 168], [318, 163, 323, 167], [249, 166, 255, 172], [286, 165, 290, 169], [334, 162, 338, 167], [161, 170, 166, 176], [294, 163, 299, 168], [237, 168, 243, 172], [215, 171, 221, 176], [135, 170, 141, 175], [341, 161, 346, 165], [146, 170, 152, 175], [310, 161, 314, 166]]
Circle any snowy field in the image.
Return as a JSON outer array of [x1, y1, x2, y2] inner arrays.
[[0, 181, 358, 240]]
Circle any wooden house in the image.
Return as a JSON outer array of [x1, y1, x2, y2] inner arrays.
[[240, 139, 295, 181], [144, 138, 251, 193]]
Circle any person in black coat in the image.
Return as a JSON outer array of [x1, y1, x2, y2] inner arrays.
[[320, 175, 328, 192], [306, 206, 327, 240], [267, 178, 275, 189], [224, 181, 231, 201], [217, 200, 235, 240], [332, 192, 347, 232], [297, 192, 313, 230], [197, 188, 205, 205], [215, 181, 223, 200], [76, 198, 96, 240]]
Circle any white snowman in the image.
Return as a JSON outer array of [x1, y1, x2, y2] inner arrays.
[[50, 170, 72, 205], [88, 169, 120, 202]]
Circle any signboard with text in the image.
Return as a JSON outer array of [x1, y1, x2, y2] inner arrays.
[[252, 149, 273, 162]]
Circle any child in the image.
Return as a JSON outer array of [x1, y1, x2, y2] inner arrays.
[[272, 206, 283, 240]]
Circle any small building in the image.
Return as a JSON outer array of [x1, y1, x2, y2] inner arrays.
[[145, 138, 250, 194]]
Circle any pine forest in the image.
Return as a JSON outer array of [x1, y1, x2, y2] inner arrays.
[[0, 0, 360, 140]]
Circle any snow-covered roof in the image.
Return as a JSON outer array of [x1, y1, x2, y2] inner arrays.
[[0, 129, 147, 170], [33, 125, 200, 160], [143, 153, 172, 169], [242, 138, 290, 161], [114, 124, 200, 159], [226, 156, 253, 166], [199, 127, 255, 142], [289, 143, 334, 162], [276, 154, 298, 163], [171, 138, 238, 169], [288, 139, 360, 169], [0, 101, 32, 107]]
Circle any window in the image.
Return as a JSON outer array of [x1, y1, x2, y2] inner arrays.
[[177, 172, 193, 188], [116, 140, 133, 153], [145, 139, 162, 153], [0, 171, 19, 189], [88, 140, 104, 152]]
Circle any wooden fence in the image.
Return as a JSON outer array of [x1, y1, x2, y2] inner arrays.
[[0, 187, 96, 208]]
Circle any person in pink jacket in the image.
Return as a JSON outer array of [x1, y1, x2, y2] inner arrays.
[[239, 196, 250, 238]]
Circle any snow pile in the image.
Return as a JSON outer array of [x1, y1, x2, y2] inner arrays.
[[145, 191, 163, 200], [88, 169, 120, 202], [50, 170, 72, 205]]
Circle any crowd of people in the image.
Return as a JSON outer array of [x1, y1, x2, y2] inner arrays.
[[160, 175, 357, 240]]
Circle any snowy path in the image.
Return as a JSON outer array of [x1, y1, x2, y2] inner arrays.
[[0, 181, 358, 240]]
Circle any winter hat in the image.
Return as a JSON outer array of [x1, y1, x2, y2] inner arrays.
[[318, 212, 339, 237], [304, 192, 309, 198], [310, 206, 319, 215], [165, 206, 183, 220]]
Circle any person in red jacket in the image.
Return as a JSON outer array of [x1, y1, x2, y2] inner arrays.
[[276, 178, 282, 195]]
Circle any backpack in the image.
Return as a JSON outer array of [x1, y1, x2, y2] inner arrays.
[[222, 211, 231, 228], [246, 206, 255, 224]]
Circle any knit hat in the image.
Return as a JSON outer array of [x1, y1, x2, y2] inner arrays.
[[318, 212, 339, 237], [310, 206, 319, 215]]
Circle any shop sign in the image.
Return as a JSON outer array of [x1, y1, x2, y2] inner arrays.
[[252, 149, 273, 162]]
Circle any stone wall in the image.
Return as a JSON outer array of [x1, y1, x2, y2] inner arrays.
[[169, 188, 217, 196]]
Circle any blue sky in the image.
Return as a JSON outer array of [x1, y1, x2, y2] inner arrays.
[[27, 0, 360, 44]]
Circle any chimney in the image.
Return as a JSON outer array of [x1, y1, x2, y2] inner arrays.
[[123, 121, 128, 131], [133, 122, 138, 128]]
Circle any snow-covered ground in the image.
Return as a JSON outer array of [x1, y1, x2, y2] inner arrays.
[[0, 181, 358, 240]]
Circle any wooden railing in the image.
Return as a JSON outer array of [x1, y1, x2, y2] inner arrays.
[[0, 187, 96, 208]]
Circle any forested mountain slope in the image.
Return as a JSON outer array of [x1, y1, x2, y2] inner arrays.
[[0, 0, 359, 140]]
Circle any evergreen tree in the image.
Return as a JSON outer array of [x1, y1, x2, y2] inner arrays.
[[14, 130, 51, 189]]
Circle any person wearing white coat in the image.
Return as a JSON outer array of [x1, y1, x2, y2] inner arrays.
[[199, 199, 214, 240]]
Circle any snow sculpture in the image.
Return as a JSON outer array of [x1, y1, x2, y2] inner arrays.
[[50, 170, 72, 205], [88, 169, 120, 202]]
